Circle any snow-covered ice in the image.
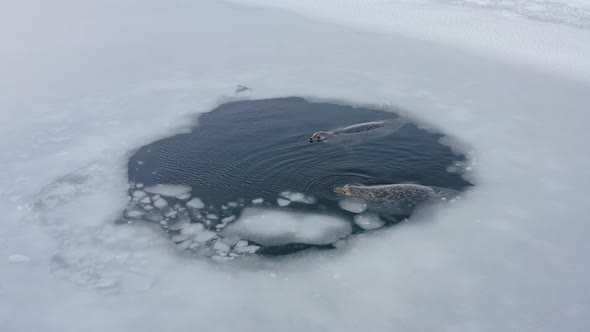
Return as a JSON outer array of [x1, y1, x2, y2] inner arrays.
[[252, 198, 264, 204], [2, 0, 590, 331], [221, 208, 352, 246]]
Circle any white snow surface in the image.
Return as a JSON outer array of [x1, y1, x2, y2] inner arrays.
[[221, 208, 352, 246], [1, 0, 589, 331]]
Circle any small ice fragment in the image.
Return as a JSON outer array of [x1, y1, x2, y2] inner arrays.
[[234, 245, 260, 254], [132, 190, 147, 200], [140, 196, 151, 204], [164, 210, 178, 218], [181, 223, 205, 235], [252, 198, 264, 204], [221, 215, 236, 223], [354, 212, 385, 230], [206, 214, 219, 220], [136, 183, 144, 188], [338, 198, 368, 213], [8, 254, 30, 263], [277, 198, 291, 207], [144, 184, 192, 199], [227, 202, 239, 208], [125, 210, 145, 219], [153, 197, 168, 209], [186, 198, 205, 209], [235, 240, 248, 248], [279, 191, 316, 204], [213, 241, 230, 252], [143, 205, 154, 211], [221, 205, 228, 210]]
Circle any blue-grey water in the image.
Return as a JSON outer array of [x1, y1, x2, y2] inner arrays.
[[126, 97, 471, 255]]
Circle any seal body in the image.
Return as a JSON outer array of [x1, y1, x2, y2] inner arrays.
[[333, 121, 387, 134], [309, 119, 405, 142], [334, 183, 457, 215]]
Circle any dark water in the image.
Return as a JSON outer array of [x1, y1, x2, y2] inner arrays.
[[126, 97, 470, 256]]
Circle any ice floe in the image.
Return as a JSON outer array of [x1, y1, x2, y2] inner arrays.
[[353, 213, 386, 230], [186, 198, 205, 209], [143, 184, 192, 199], [221, 208, 352, 246], [338, 198, 368, 213], [279, 191, 316, 204]]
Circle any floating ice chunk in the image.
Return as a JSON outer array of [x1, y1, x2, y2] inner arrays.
[[221, 208, 352, 246], [279, 191, 316, 204], [186, 198, 205, 209], [234, 245, 260, 254], [180, 223, 205, 235], [164, 210, 177, 218], [143, 184, 192, 199], [252, 198, 264, 204], [8, 254, 30, 263], [277, 198, 291, 207], [131, 190, 147, 201], [206, 214, 219, 220], [124, 209, 145, 219], [354, 212, 385, 230], [135, 183, 144, 188], [140, 196, 151, 204], [235, 240, 249, 248], [227, 202, 239, 208], [153, 198, 168, 209], [213, 241, 230, 252], [338, 198, 368, 213], [221, 215, 236, 223]]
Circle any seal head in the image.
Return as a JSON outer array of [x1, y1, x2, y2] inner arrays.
[[309, 131, 331, 142], [333, 185, 352, 196]]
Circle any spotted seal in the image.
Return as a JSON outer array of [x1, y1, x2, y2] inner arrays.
[[333, 183, 458, 214], [309, 119, 406, 142]]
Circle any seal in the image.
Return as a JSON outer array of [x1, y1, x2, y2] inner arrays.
[[333, 183, 439, 200], [309, 119, 406, 142]]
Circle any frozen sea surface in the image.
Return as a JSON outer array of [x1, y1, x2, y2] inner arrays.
[[1, 0, 589, 331]]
